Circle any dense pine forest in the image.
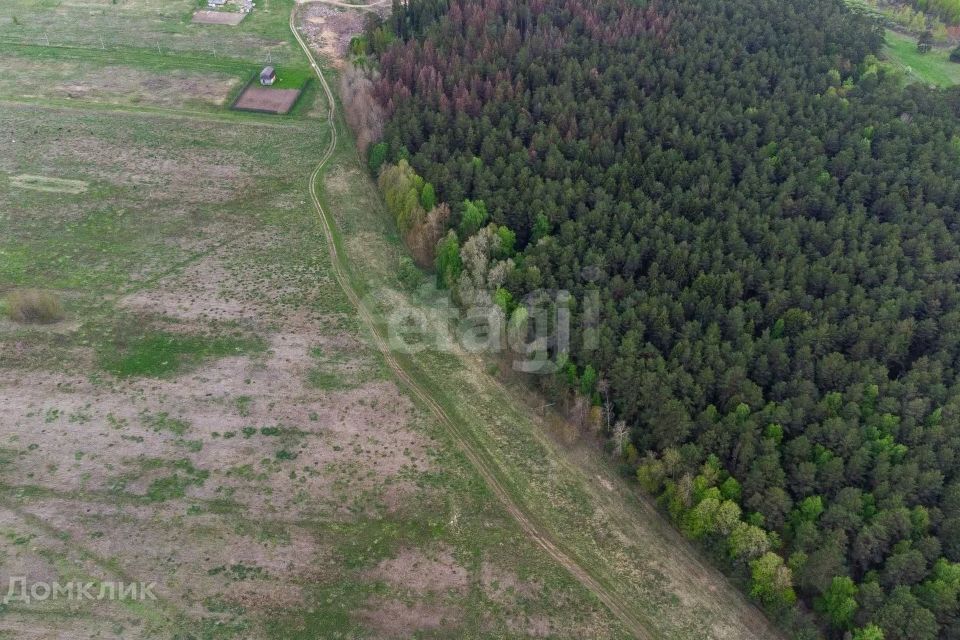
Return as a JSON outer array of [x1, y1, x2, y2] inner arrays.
[[347, 0, 960, 636]]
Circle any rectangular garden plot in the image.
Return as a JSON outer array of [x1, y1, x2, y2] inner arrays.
[[232, 86, 302, 114]]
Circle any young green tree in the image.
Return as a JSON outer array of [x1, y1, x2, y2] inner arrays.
[[728, 522, 771, 562], [459, 199, 488, 239], [420, 182, 436, 211], [580, 365, 598, 397], [750, 552, 796, 609], [494, 287, 513, 313], [684, 496, 721, 540], [435, 231, 462, 289], [368, 142, 388, 175], [495, 225, 517, 257], [715, 500, 743, 536], [532, 213, 550, 242], [818, 576, 859, 630], [852, 625, 884, 640]]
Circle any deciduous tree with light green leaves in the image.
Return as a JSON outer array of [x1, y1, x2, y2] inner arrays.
[[435, 230, 462, 289], [420, 182, 436, 211], [852, 624, 884, 640], [459, 199, 488, 239], [728, 521, 771, 562], [750, 552, 796, 609], [817, 576, 858, 630]]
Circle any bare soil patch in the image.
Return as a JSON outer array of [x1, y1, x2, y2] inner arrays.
[[192, 10, 247, 26], [0, 261, 438, 636], [233, 85, 302, 114], [359, 597, 460, 638], [480, 560, 542, 603], [366, 546, 468, 595], [301, 4, 367, 67]]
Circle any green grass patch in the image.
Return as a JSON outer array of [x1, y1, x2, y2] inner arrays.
[[99, 329, 265, 378], [306, 369, 349, 389], [143, 458, 209, 502], [884, 29, 960, 87], [269, 67, 312, 90], [141, 411, 191, 436]]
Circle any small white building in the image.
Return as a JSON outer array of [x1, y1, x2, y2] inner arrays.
[[260, 66, 276, 86]]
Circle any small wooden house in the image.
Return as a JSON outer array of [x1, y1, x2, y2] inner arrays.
[[260, 66, 276, 86]]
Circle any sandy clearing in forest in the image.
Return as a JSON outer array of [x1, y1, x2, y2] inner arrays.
[[301, 4, 367, 67]]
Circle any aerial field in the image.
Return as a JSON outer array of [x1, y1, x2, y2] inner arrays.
[[0, 1, 635, 638], [0, 0, 302, 65], [0, 100, 627, 638], [0, 0, 786, 638]]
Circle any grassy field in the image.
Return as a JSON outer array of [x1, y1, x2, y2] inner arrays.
[[883, 28, 960, 86], [0, 0, 787, 638], [0, 2, 636, 638], [0, 0, 305, 65]]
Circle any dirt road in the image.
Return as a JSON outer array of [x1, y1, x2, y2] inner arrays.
[[287, 5, 658, 638]]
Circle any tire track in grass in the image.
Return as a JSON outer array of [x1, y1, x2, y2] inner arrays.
[[288, 4, 654, 638]]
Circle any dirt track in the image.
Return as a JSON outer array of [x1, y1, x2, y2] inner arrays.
[[287, 4, 657, 638], [297, 0, 390, 11]]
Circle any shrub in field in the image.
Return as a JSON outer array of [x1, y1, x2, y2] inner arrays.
[[5, 290, 64, 324]]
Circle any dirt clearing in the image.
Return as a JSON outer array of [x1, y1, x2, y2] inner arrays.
[[192, 9, 247, 25], [301, 4, 368, 66], [233, 85, 302, 114]]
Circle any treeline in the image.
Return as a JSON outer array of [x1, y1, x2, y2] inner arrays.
[[913, 0, 960, 24], [346, 0, 960, 637]]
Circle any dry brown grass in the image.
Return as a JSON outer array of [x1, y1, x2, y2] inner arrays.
[[5, 290, 65, 324]]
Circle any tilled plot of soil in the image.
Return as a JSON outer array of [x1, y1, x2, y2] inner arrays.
[[233, 86, 302, 114]]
